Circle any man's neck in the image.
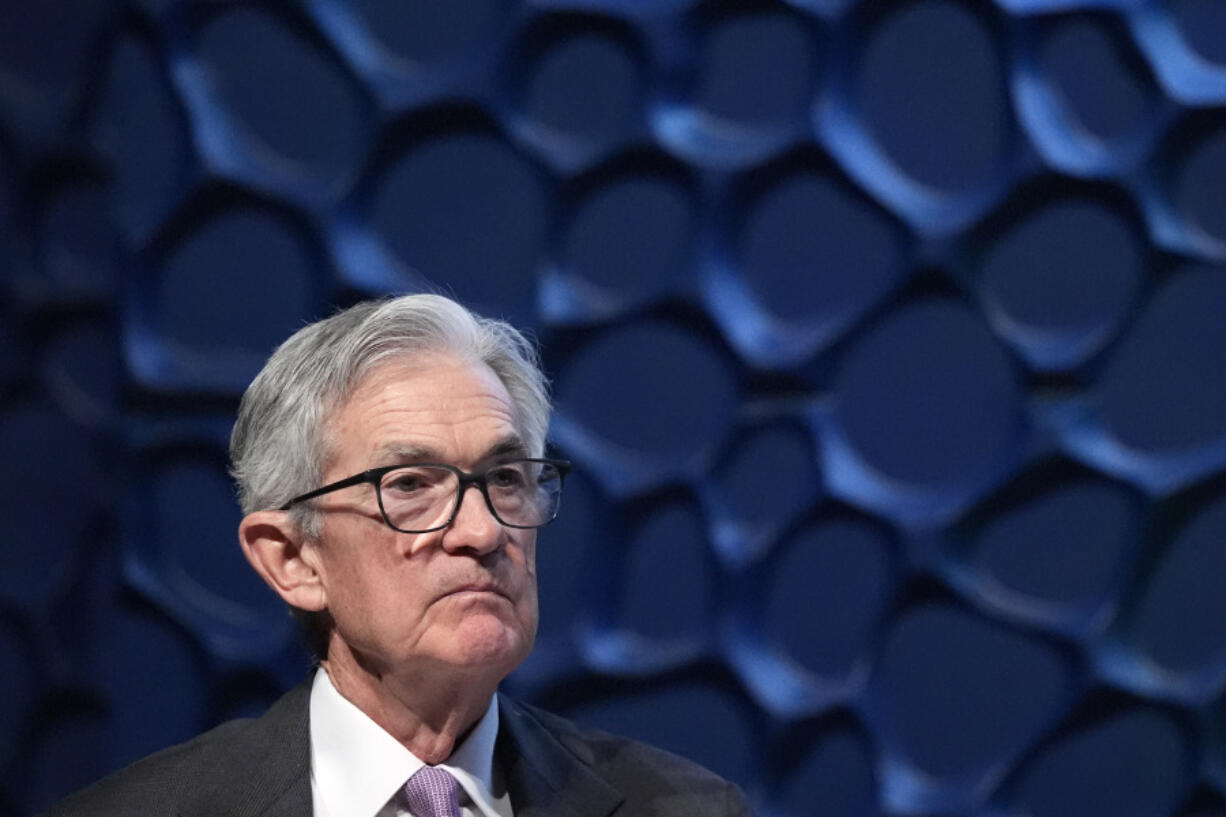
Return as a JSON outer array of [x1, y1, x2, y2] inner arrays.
[[320, 645, 500, 764]]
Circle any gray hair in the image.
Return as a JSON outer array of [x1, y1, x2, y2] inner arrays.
[[229, 294, 551, 657], [231, 294, 551, 521]]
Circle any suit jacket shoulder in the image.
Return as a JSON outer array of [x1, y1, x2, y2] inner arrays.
[[42, 681, 751, 817], [497, 696, 753, 817], [41, 681, 313, 817]]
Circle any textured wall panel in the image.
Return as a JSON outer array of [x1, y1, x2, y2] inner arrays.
[[1, 2, 1225, 816]]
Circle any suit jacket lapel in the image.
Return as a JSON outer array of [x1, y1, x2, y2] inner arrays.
[[497, 695, 623, 817]]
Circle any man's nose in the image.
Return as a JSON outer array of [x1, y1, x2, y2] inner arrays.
[[441, 484, 504, 553]]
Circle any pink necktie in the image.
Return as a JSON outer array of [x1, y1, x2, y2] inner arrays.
[[403, 765, 462, 817]]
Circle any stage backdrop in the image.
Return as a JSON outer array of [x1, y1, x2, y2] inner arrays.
[[2, 1, 1226, 815]]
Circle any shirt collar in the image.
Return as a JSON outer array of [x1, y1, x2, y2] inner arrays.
[[308, 668, 503, 817]]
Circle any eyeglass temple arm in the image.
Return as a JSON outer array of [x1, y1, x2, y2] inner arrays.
[[279, 470, 381, 510]]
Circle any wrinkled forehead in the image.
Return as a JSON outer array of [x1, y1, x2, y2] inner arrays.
[[316, 350, 527, 467]]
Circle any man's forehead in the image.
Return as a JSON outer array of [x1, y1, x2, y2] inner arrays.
[[334, 352, 507, 415], [322, 354, 528, 465]]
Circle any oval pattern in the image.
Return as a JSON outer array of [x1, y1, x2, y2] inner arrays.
[[768, 517, 894, 679], [876, 604, 1067, 779], [373, 133, 547, 322], [198, 7, 368, 188], [1098, 268, 1226, 453], [833, 300, 1023, 487], [554, 321, 737, 463], [979, 196, 1142, 369], [1012, 709, 1190, 817], [1134, 493, 1226, 678], [854, 1, 1009, 190], [739, 170, 902, 327]]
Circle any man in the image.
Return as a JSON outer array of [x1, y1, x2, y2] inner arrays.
[[46, 294, 752, 817]]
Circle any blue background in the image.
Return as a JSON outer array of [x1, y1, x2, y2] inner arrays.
[[2, 1, 1226, 816]]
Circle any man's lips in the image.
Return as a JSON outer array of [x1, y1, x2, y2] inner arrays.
[[439, 583, 511, 602]]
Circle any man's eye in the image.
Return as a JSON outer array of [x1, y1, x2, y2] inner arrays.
[[488, 466, 527, 489], [385, 473, 426, 492]]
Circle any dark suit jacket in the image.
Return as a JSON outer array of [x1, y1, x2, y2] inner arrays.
[[43, 680, 752, 817]]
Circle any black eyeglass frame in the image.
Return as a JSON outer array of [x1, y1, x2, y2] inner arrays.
[[278, 458, 572, 534]]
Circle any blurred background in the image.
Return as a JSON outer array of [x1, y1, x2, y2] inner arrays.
[[2, 0, 1226, 815]]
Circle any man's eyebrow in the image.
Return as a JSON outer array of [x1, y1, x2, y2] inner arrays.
[[371, 436, 529, 466], [484, 436, 529, 460], [372, 443, 441, 464]]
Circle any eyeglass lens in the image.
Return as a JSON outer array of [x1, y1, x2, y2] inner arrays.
[[378, 461, 563, 532]]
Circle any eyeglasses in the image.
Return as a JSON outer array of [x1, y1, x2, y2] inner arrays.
[[279, 458, 571, 534]]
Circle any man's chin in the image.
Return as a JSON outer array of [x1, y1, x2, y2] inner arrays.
[[443, 615, 534, 670]]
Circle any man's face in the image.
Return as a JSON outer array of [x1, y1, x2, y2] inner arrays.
[[305, 352, 539, 682]]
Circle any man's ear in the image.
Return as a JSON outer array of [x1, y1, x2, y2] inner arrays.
[[238, 510, 327, 613]]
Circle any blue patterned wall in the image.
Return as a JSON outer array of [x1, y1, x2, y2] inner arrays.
[[2, 1, 1226, 815]]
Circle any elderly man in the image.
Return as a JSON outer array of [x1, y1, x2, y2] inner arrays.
[[46, 294, 751, 817]]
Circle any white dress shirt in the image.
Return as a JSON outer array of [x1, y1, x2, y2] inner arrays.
[[308, 668, 514, 817]]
